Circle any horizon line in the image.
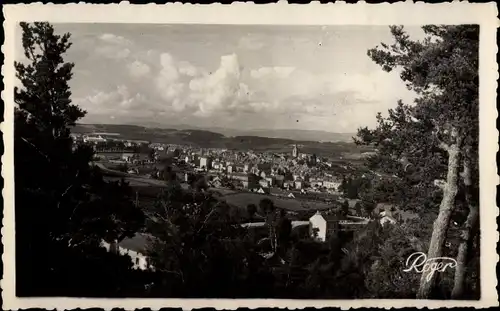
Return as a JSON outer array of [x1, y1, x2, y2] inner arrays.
[[75, 122, 358, 135]]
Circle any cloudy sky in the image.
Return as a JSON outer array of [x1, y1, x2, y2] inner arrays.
[[16, 24, 425, 133]]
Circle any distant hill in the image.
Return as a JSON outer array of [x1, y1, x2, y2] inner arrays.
[[72, 124, 226, 147], [131, 121, 356, 143], [72, 123, 371, 158], [207, 128, 356, 143]]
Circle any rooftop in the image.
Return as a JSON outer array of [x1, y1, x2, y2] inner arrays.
[[118, 233, 152, 254]]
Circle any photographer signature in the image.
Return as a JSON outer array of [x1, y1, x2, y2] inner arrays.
[[403, 252, 457, 281]]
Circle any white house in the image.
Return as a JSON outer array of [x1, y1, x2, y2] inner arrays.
[[309, 212, 328, 242], [199, 157, 212, 170], [100, 233, 153, 271], [309, 212, 370, 242], [323, 179, 341, 190], [83, 134, 106, 143], [294, 180, 303, 190]]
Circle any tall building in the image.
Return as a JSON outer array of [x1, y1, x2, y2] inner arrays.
[[292, 144, 299, 158], [200, 156, 212, 170]]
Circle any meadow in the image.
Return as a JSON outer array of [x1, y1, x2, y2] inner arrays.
[[222, 192, 331, 212]]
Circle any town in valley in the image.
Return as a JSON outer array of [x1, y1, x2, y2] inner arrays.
[[71, 127, 408, 271], [11, 20, 481, 301]]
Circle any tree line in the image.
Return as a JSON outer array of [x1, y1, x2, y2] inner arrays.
[[13, 22, 479, 299]]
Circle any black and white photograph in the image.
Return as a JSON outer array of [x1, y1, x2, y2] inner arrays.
[[2, 3, 498, 309]]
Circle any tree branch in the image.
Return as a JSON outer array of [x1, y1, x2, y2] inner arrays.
[[197, 209, 217, 234], [57, 170, 80, 209], [20, 136, 50, 162], [431, 122, 451, 151], [61, 170, 79, 197], [28, 46, 37, 63], [69, 201, 84, 222]]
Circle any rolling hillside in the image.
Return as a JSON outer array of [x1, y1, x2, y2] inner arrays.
[[72, 123, 372, 157]]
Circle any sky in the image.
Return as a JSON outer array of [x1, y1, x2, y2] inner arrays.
[[15, 24, 426, 133]]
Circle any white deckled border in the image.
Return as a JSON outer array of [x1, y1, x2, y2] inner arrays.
[[2, 2, 499, 310]]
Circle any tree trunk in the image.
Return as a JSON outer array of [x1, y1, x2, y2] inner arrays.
[[109, 239, 119, 254], [266, 214, 276, 253], [417, 141, 462, 299], [451, 148, 479, 299], [451, 206, 478, 298]]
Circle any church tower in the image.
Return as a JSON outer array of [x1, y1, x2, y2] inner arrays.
[[292, 144, 298, 158]]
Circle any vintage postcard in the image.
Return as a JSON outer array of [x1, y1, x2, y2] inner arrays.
[[2, 2, 499, 310]]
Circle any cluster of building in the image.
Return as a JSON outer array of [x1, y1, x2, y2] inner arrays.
[[156, 144, 346, 194], [85, 135, 412, 271], [70, 133, 150, 148], [76, 133, 351, 194]]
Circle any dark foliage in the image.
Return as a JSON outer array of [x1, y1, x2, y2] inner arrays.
[[15, 22, 148, 297]]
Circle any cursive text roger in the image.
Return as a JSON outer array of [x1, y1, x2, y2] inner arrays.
[[403, 252, 457, 281]]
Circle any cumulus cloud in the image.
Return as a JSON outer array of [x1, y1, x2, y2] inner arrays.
[[74, 85, 147, 115], [178, 61, 200, 77], [128, 60, 151, 78], [95, 33, 133, 60], [155, 53, 185, 102], [250, 67, 296, 79], [78, 45, 415, 132], [248, 65, 415, 107], [226, 63, 417, 131], [188, 54, 250, 117], [99, 33, 131, 45], [159, 53, 180, 82], [77, 44, 415, 132], [145, 53, 384, 120], [139, 52, 255, 117], [42, 23, 432, 132], [95, 45, 131, 59]]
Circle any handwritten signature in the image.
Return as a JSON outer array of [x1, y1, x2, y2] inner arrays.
[[403, 252, 457, 281]]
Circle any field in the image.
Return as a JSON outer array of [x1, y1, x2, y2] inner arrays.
[[101, 159, 332, 215], [106, 176, 167, 188], [222, 192, 331, 212]]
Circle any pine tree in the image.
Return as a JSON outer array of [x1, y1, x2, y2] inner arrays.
[[360, 25, 479, 298], [14, 22, 147, 296]]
